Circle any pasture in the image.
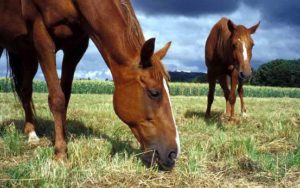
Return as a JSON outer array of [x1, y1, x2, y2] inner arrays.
[[1, 78, 300, 98], [0, 82, 300, 187]]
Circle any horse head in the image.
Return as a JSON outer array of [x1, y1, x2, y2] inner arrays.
[[113, 38, 180, 170], [227, 20, 260, 80]]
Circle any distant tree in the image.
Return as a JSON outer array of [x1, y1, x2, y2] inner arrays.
[[193, 73, 207, 83], [169, 71, 206, 82], [250, 59, 300, 87]]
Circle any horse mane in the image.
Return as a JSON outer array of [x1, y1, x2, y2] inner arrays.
[[120, 0, 144, 49], [120, 0, 170, 82], [216, 19, 231, 61]]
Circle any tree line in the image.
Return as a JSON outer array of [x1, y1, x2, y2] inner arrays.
[[189, 59, 300, 87], [250, 59, 300, 87]]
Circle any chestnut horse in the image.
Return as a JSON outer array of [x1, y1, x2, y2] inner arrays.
[[0, 0, 179, 170], [205, 17, 260, 121]]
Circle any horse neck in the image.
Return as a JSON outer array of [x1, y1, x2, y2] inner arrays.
[[217, 31, 233, 64], [74, 0, 144, 84]]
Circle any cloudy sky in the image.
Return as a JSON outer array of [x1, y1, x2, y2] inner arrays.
[[1, 0, 299, 80]]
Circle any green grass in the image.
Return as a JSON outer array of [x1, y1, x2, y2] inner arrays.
[[1, 78, 300, 98], [0, 92, 300, 187]]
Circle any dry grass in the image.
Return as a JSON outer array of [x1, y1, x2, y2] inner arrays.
[[0, 93, 300, 187]]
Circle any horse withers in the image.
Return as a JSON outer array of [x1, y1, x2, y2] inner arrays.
[[0, 0, 179, 170], [205, 17, 260, 121]]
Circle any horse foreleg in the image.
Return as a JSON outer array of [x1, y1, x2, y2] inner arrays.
[[33, 16, 67, 160], [9, 52, 39, 142], [229, 70, 238, 121], [60, 36, 89, 125], [219, 75, 231, 116], [205, 71, 216, 118], [238, 80, 247, 117]]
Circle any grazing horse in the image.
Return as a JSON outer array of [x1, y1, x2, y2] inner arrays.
[[0, 0, 179, 170], [205, 17, 260, 121]]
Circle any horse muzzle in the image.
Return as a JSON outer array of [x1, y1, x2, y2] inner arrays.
[[239, 71, 251, 81], [157, 150, 177, 171], [141, 148, 178, 171]]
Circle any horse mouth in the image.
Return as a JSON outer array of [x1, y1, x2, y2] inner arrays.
[[157, 158, 175, 171], [238, 72, 252, 81], [141, 150, 175, 171]]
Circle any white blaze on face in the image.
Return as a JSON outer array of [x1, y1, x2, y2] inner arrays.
[[238, 38, 248, 62], [242, 42, 248, 62], [163, 79, 180, 157]]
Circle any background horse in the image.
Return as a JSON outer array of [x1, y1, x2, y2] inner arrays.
[[0, 0, 179, 170], [205, 17, 260, 121]]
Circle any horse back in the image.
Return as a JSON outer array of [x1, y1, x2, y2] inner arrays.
[[205, 17, 231, 69]]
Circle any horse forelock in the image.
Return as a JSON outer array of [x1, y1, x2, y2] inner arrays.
[[120, 0, 145, 49], [231, 25, 252, 43], [150, 56, 170, 82]]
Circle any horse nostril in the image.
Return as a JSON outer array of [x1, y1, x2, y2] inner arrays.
[[239, 72, 245, 79], [168, 151, 177, 160]]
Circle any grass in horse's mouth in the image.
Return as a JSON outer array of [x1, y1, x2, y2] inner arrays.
[[151, 150, 158, 167], [134, 149, 159, 167]]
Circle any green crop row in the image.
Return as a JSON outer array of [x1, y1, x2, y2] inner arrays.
[[0, 78, 299, 98]]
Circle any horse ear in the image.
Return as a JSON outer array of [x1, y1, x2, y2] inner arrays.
[[249, 21, 260, 34], [155, 41, 172, 60], [227, 19, 237, 33], [140, 38, 155, 68]]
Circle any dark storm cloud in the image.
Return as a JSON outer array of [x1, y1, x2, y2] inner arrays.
[[132, 0, 300, 27], [1, 1, 299, 79], [243, 0, 300, 26], [131, 0, 240, 16]]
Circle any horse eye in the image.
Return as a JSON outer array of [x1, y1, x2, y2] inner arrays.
[[147, 89, 161, 100], [232, 44, 236, 49]]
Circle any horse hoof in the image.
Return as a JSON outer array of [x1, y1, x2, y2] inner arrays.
[[28, 131, 40, 143], [241, 112, 249, 117], [54, 144, 68, 161], [54, 153, 68, 161], [228, 117, 240, 124], [223, 112, 231, 117], [205, 113, 211, 119]]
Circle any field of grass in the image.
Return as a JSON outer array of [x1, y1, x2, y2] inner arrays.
[[1, 78, 300, 98], [0, 92, 300, 187]]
